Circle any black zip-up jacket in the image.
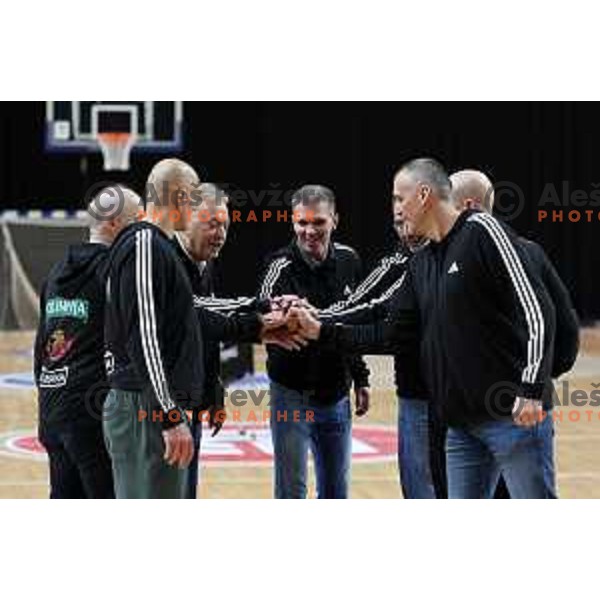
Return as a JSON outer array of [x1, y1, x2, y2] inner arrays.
[[520, 238, 579, 377], [321, 210, 569, 426], [258, 240, 370, 404], [320, 247, 427, 400], [34, 243, 111, 427], [319, 234, 579, 399], [104, 222, 204, 429], [170, 234, 265, 411]]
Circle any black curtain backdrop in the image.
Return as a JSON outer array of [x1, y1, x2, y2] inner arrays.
[[0, 102, 598, 322]]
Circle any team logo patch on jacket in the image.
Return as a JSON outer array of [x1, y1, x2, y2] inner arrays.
[[46, 297, 89, 322], [45, 329, 74, 362]]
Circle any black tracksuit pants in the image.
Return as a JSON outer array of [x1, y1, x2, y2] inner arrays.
[[39, 420, 114, 499]]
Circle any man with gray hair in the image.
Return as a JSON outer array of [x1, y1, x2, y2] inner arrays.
[[310, 166, 578, 499], [292, 158, 560, 498], [173, 182, 231, 498], [34, 184, 139, 498], [173, 182, 293, 497]]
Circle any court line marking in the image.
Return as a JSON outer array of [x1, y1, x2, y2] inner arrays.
[[0, 427, 399, 467]]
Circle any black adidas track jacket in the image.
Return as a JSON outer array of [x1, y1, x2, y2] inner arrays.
[[319, 248, 427, 399], [321, 210, 578, 426], [258, 240, 370, 404], [171, 234, 267, 411], [104, 222, 204, 429], [320, 233, 579, 401]]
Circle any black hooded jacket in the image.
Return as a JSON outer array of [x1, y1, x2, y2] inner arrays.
[[34, 243, 111, 427]]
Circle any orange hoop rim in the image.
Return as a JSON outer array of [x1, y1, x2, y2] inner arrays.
[[97, 132, 134, 142]]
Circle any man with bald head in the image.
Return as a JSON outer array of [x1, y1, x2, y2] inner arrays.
[[450, 169, 495, 212], [450, 169, 578, 496], [35, 185, 139, 498], [103, 159, 205, 498], [451, 168, 579, 379]]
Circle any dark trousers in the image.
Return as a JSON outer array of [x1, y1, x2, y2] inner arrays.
[[39, 421, 115, 499], [186, 418, 203, 499], [103, 389, 189, 499], [427, 402, 449, 499]]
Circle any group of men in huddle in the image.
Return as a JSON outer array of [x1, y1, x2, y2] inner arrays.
[[35, 156, 579, 499]]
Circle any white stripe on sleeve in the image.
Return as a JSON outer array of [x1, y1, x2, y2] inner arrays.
[[321, 272, 407, 319], [136, 229, 175, 412], [259, 258, 291, 299], [193, 295, 256, 312], [469, 213, 545, 383], [321, 253, 408, 317]]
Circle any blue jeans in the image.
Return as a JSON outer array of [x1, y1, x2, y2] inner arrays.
[[270, 382, 352, 499], [398, 397, 437, 499], [446, 412, 556, 499]]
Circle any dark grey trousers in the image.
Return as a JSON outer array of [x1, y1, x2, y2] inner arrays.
[[103, 389, 188, 499]]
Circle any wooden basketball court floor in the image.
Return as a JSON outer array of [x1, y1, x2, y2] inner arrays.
[[0, 330, 599, 499]]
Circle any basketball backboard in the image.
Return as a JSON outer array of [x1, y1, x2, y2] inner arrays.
[[45, 101, 183, 168]]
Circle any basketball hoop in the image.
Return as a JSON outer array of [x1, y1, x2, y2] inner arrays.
[[97, 132, 136, 171]]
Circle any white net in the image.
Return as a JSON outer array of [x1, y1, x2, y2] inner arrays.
[[97, 133, 136, 171], [0, 212, 87, 330]]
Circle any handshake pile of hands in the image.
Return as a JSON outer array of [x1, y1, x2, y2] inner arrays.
[[258, 295, 322, 351], [257, 295, 371, 418]]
